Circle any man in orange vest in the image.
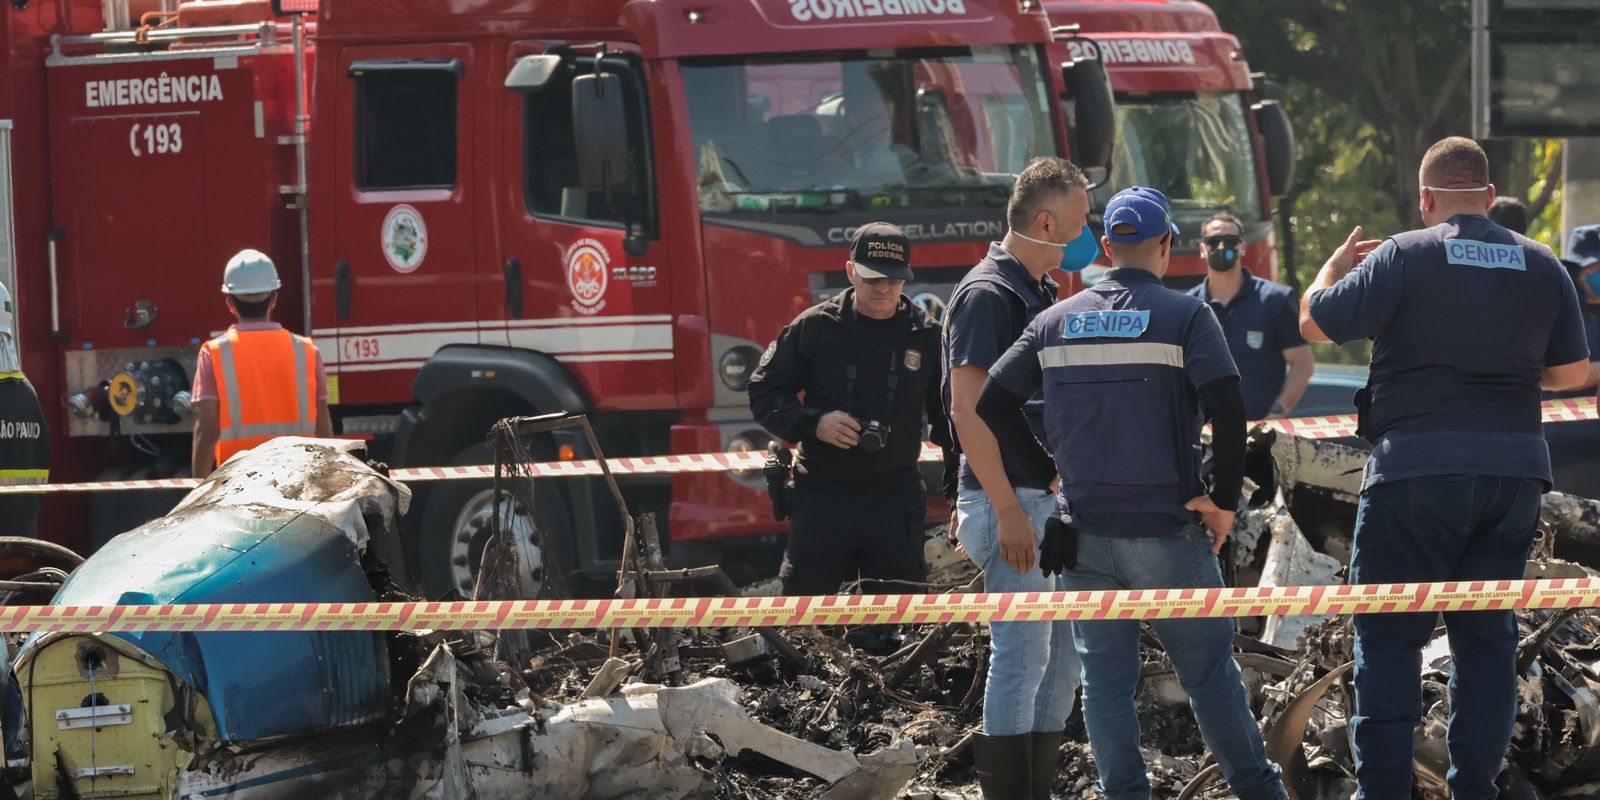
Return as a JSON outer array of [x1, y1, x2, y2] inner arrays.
[[190, 249, 331, 479]]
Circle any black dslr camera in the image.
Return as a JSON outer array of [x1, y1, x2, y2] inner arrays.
[[856, 418, 891, 452]]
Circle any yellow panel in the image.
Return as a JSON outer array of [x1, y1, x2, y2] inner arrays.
[[20, 636, 214, 800]]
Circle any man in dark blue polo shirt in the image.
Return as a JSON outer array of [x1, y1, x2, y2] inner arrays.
[[943, 157, 1099, 798], [1301, 137, 1591, 800], [1188, 212, 1313, 419]]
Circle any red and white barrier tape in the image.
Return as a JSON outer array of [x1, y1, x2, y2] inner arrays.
[[4, 577, 1598, 631], [4, 397, 1592, 495]]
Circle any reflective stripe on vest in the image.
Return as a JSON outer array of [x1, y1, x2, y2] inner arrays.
[[210, 329, 317, 465], [0, 469, 47, 485], [1039, 342, 1185, 369]]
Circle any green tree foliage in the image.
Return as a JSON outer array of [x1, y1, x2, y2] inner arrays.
[[1211, 0, 1563, 364]]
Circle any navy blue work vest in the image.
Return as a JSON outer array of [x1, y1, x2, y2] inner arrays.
[[1361, 216, 1563, 442], [1035, 269, 1209, 518]]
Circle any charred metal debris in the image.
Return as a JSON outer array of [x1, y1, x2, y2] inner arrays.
[[8, 420, 1600, 798]]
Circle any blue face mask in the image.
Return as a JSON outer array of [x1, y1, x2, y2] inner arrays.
[[1584, 270, 1600, 297], [1059, 226, 1100, 273]]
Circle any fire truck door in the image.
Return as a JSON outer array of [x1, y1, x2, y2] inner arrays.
[[330, 46, 478, 400], [493, 43, 674, 407]]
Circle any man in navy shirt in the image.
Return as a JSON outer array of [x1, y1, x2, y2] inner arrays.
[[943, 157, 1095, 798], [1301, 137, 1590, 800], [1188, 212, 1313, 419], [979, 186, 1286, 800]]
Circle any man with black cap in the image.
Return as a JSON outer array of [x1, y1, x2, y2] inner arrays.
[[749, 222, 953, 598]]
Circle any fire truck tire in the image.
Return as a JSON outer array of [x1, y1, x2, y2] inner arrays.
[[416, 442, 576, 601]]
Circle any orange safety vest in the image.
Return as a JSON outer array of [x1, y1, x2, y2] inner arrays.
[[204, 327, 319, 466]]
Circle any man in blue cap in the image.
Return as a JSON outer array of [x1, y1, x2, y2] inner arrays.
[[1556, 224, 1600, 396], [979, 186, 1287, 800], [1301, 137, 1590, 799]]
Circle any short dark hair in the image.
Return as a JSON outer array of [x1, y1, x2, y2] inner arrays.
[[1420, 136, 1489, 188], [1203, 211, 1244, 237], [230, 292, 275, 321], [1007, 157, 1089, 232], [1489, 196, 1529, 234]]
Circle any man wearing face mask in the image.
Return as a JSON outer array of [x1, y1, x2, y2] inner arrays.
[[1188, 212, 1313, 420], [0, 281, 50, 537], [1552, 224, 1600, 398], [942, 157, 1097, 798], [748, 223, 953, 601], [1302, 137, 1590, 799]]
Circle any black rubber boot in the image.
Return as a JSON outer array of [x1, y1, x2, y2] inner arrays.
[[973, 732, 1032, 800], [1030, 730, 1064, 799]]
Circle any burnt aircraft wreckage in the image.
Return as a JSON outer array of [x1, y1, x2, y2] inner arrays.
[[8, 423, 1600, 799]]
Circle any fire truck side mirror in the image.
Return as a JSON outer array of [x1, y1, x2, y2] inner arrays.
[[505, 55, 563, 93], [572, 72, 631, 194], [1252, 99, 1296, 197], [1061, 57, 1116, 178]]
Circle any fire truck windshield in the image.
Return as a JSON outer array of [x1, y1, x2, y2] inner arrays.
[[684, 45, 1054, 214], [1092, 92, 1261, 219]]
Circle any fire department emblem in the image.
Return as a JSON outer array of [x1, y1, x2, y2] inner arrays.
[[381, 204, 428, 273], [566, 239, 610, 315]]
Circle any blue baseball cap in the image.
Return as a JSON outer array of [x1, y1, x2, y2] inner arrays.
[[1104, 186, 1180, 243], [1565, 224, 1600, 268]]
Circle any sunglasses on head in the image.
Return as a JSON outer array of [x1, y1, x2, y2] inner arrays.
[[1204, 235, 1243, 249]]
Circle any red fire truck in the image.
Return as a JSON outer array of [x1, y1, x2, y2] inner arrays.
[[2, 0, 1126, 598], [1046, 0, 1294, 287]]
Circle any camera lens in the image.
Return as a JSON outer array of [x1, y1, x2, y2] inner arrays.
[[858, 423, 887, 452]]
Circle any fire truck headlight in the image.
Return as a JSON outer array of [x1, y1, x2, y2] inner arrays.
[[719, 347, 759, 392], [724, 429, 772, 483]]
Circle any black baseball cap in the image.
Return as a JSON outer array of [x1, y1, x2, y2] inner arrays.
[[849, 222, 913, 281]]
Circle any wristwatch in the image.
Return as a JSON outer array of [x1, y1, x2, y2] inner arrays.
[[1268, 402, 1288, 417]]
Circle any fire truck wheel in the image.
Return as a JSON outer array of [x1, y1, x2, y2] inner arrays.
[[417, 442, 575, 601]]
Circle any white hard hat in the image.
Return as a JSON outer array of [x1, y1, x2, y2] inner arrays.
[[222, 249, 282, 298]]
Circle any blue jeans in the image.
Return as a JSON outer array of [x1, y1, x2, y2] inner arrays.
[[1349, 475, 1543, 800], [955, 487, 1080, 736], [1065, 525, 1286, 800]]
